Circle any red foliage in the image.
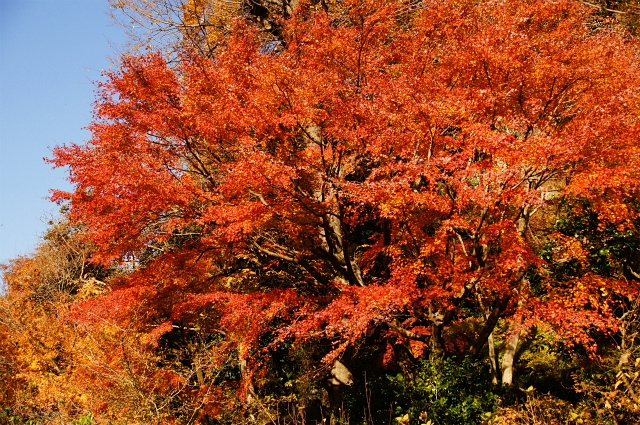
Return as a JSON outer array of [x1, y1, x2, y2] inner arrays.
[[50, 0, 640, 392]]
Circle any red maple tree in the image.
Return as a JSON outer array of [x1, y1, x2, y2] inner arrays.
[[50, 0, 640, 394]]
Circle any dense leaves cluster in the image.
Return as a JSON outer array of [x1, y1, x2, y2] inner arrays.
[[3, 0, 640, 423]]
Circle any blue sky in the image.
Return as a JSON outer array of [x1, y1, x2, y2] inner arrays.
[[0, 0, 127, 266]]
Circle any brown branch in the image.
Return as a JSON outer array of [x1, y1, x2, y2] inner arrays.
[[247, 189, 269, 207], [470, 295, 511, 358], [388, 319, 430, 343], [252, 240, 295, 263]]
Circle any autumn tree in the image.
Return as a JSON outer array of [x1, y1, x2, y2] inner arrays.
[[0, 221, 220, 424], [0, 221, 100, 422], [48, 0, 640, 420]]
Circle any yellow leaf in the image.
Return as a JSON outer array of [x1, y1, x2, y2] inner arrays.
[[395, 414, 410, 425]]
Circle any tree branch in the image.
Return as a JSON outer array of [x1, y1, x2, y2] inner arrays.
[[388, 319, 430, 343]]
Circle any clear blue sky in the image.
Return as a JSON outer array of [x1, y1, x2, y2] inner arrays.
[[0, 0, 127, 266]]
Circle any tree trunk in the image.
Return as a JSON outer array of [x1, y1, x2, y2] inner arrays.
[[478, 294, 499, 384], [500, 322, 520, 386], [501, 204, 530, 385], [487, 332, 499, 385]]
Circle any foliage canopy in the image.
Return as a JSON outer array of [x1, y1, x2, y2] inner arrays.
[[3, 0, 640, 423]]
